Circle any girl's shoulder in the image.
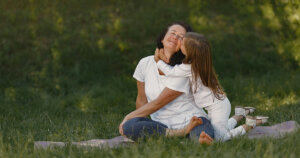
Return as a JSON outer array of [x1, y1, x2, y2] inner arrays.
[[178, 63, 191, 70]]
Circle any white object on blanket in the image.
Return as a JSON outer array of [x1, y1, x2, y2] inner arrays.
[[247, 120, 299, 139], [34, 136, 134, 149]]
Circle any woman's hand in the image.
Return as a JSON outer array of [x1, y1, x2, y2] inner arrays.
[[119, 88, 182, 136], [119, 117, 128, 136]]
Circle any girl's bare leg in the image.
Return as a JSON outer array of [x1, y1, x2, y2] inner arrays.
[[166, 116, 203, 137]]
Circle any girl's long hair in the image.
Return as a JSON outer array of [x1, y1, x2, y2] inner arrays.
[[183, 32, 225, 100]]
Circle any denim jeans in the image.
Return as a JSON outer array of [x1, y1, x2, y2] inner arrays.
[[122, 117, 214, 141]]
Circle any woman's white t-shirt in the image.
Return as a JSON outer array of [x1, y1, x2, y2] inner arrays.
[[133, 56, 208, 129]]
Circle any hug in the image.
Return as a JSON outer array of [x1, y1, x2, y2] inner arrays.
[[119, 22, 268, 144]]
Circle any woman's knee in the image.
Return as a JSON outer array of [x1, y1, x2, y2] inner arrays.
[[122, 118, 167, 141], [122, 117, 146, 133], [190, 117, 215, 140], [201, 117, 215, 138]]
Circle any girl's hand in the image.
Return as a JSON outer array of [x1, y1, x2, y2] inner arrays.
[[176, 39, 182, 52], [157, 49, 169, 63], [154, 48, 160, 62]]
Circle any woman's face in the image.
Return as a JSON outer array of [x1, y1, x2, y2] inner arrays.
[[161, 24, 186, 53]]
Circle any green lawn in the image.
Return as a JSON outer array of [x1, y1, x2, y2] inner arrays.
[[0, 0, 300, 157]]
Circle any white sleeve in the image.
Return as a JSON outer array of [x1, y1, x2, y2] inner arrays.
[[157, 60, 191, 77], [133, 57, 148, 82], [164, 76, 191, 94]]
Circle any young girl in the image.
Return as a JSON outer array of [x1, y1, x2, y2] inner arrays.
[[154, 32, 268, 144]]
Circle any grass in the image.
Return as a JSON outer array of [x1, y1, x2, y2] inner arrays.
[[0, 71, 299, 158], [0, 0, 300, 157]]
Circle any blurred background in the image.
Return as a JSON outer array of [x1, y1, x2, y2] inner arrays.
[[0, 0, 299, 151], [1, 0, 299, 85]]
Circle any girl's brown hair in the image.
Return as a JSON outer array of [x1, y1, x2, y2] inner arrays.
[[183, 32, 225, 100]]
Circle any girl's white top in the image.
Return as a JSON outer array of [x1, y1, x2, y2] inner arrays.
[[133, 56, 207, 129], [157, 60, 223, 108]]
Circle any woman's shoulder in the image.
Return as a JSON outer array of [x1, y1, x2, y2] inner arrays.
[[140, 55, 154, 62], [133, 55, 155, 81], [137, 55, 155, 66]]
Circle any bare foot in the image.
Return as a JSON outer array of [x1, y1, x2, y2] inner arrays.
[[185, 116, 203, 133], [199, 131, 213, 145]]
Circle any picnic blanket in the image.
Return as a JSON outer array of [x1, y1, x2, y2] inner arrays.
[[34, 135, 134, 149], [34, 120, 299, 149], [247, 120, 299, 139]]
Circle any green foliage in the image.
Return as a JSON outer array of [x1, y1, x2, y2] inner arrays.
[[0, 0, 299, 157], [188, 0, 300, 76]]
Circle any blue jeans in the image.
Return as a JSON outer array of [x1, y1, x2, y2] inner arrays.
[[122, 117, 214, 141]]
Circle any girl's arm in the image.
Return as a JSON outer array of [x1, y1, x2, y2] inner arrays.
[[136, 81, 148, 109], [157, 60, 191, 77]]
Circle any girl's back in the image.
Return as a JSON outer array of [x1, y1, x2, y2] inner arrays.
[[157, 61, 223, 108]]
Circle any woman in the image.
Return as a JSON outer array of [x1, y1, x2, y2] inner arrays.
[[155, 32, 268, 143], [119, 22, 214, 143]]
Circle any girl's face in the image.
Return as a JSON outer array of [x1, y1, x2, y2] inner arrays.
[[161, 25, 186, 53], [180, 38, 187, 56]]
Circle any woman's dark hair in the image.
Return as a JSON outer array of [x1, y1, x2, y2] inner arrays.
[[156, 21, 193, 66]]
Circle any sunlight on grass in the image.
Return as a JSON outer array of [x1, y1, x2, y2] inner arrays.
[[255, 92, 299, 111], [260, 4, 281, 30], [190, 15, 209, 27], [4, 87, 16, 102], [291, 40, 300, 66], [54, 11, 64, 33], [94, 22, 103, 30], [0, 0, 300, 157], [113, 18, 121, 32], [107, 15, 121, 36], [78, 96, 92, 112], [285, 5, 300, 30], [118, 41, 128, 52], [97, 38, 105, 50], [80, 29, 88, 38], [51, 48, 62, 72]]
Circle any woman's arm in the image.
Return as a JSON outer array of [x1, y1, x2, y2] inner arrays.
[[127, 87, 182, 119], [119, 88, 182, 135], [136, 81, 148, 109]]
